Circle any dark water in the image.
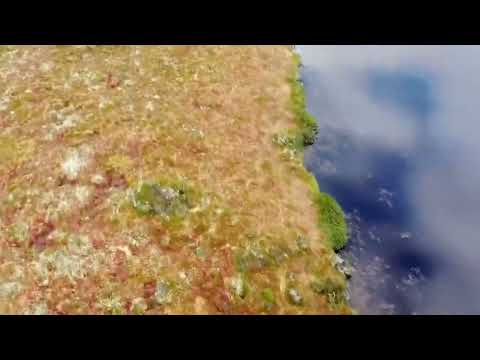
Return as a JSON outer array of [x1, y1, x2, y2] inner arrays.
[[298, 45, 480, 314]]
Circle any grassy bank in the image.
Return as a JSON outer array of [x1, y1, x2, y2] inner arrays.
[[0, 46, 351, 314], [283, 48, 349, 251]]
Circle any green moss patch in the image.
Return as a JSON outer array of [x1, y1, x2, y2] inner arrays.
[[234, 238, 294, 273], [302, 169, 348, 251], [288, 67, 318, 146], [131, 179, 197, 222], [315, 192, 348, 251], [288, 51, 349, 251], [272, 132, 304, 152]]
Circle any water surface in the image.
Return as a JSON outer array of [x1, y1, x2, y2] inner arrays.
[[298, 45, 480, 314]]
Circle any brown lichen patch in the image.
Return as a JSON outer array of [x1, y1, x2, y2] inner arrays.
[[0, 46, 351, 314]]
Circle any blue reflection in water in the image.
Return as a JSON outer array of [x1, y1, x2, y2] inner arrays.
[[298, 45, 480, 314], [368, 70, 435, 119]]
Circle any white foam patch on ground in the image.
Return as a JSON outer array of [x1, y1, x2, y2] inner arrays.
[[62, 150, 86, 180], [41, 185, 93, 222], [74, 185, 92, 205], [61, 147, 92, 181], [0, 282, 23, 299]]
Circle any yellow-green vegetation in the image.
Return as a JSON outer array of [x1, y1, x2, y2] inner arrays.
[[304, 172, 348, 251], [0, 45, 351, 314], [289, 75, 318, 146], [275, 55, 348, 251], [315, 193, 348, 251]]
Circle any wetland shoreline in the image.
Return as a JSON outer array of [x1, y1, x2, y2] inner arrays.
[[0, 45, 350, 314]]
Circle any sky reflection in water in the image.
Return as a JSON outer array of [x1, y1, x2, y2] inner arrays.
[[297, 45, 480, 314]]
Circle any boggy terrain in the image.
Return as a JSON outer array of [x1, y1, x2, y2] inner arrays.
[[0, 45, 350, 314]]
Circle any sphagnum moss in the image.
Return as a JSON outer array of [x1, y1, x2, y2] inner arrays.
[[0, 46, 351, 314]]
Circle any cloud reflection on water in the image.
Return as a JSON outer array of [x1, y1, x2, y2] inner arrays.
[[298, 45, 480, 314]]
